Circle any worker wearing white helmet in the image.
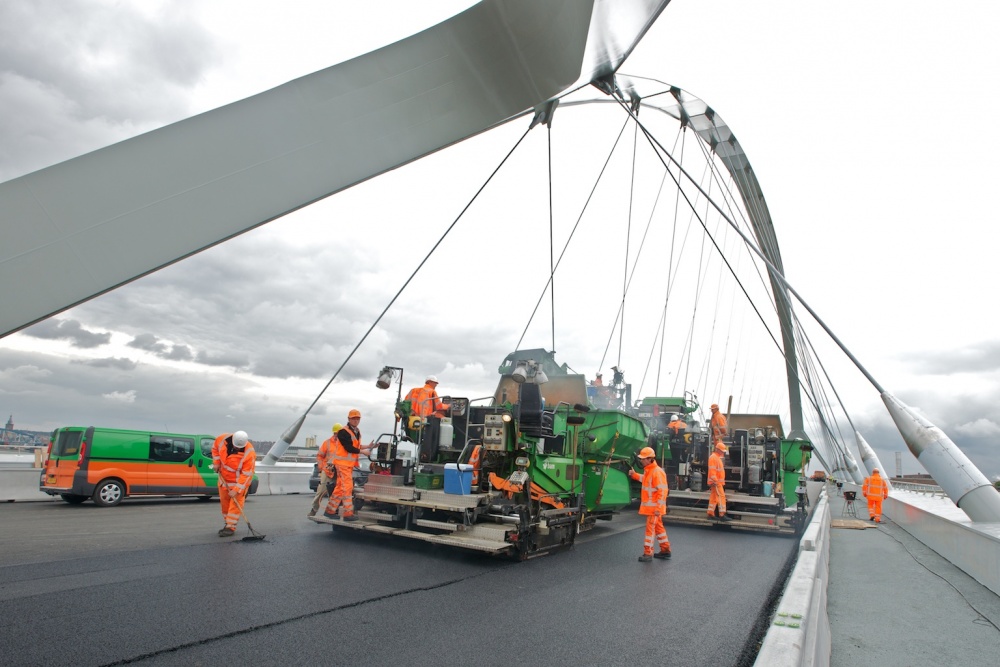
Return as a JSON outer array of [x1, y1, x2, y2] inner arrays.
[[405, 375, 450, 419], [213, 430, 255, 536]]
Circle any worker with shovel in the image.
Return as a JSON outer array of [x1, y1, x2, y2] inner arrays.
[[216, 430, 256, 537]]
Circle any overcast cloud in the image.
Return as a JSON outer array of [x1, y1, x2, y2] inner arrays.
[[2, 1, 999, 483]]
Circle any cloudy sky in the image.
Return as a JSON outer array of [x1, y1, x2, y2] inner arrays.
[[2, 1, 999, 481]]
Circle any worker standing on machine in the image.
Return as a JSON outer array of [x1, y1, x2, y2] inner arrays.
[[707, 441, 731, 521], [308, 423, 342, 517], [709, 403, 728, 444], [405, 375, 450, 418], [216, 430, 255, 536], [323, 410, 374, 522], [667, 414, 686, 436], [862, 468, 890, 523], [627, 447, 671, 562]]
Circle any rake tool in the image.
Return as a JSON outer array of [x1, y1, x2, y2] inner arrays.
[[221, 478, 266, 542]]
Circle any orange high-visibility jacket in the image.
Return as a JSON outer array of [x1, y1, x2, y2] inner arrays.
[[708, 451, 726, 487], [405, 383, 447, 417], [219, 442, 256, 491], [628, 462, 668, 515], [667, 419, 685, 434], [710, 411, 728, 442], [863, 472, 889, 499], [331, 425, 362, 468], [317, 437, 335, 470], [212, 433, 232, 470], [468, 444, 482, 486]]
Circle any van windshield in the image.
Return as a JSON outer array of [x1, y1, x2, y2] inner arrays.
[[53, 430, 83, 457]]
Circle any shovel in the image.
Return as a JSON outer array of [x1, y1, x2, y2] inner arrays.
[[221, 478, 266, 542]]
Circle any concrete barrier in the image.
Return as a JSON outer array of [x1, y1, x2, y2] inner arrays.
[[887, 491, 1000, 596], [754, 489, 832, 667], [0, 467, 312, 502]]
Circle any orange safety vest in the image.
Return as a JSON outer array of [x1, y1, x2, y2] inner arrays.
[[331, 426, 362, 468], [220, 443, 256, 491], [667, 419, 685, 434], [708, 451, 725, 487], [317, 437, 335, 469], [628, 462, 668, 516], [863, 473, 889, 499], [710, 411, 728, 442], [405, 384, 446, 417]]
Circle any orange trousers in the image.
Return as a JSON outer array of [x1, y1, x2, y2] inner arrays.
[[708, 483, 727, 516], [324, 464, 356, 517], [643, 514, 670, 555], [219, 485, 249, 529], [867, 497, 884, 522]]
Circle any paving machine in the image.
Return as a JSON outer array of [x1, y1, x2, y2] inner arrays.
[[309, 350, 648, 559], [637, 396, 813, 535]]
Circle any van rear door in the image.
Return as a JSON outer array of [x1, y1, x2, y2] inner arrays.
[[43, 427, 87, 491]]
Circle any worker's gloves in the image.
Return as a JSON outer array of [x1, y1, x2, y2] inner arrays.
[[228, 489, 237, 498]]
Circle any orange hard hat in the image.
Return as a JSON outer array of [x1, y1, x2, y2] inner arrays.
[[638, 447, 656, 459], [348, 409, 361, 419], [715, 441, 727, 451]]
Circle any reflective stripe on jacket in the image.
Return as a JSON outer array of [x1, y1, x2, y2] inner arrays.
[[405, 384, 446, 417], [332, 426, 361, 467], [628, 462, 668, 516], [220, 443, 255, 491], [708, 451, 725, 486], [863, 473, 889, 499]]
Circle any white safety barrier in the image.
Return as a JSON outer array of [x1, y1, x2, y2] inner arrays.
[[754, 489, 832, 667], [887, 492, 1000, 596], [0, 467, 312, 501]]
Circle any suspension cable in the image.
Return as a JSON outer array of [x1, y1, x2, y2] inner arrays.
[[303, 127, 532, 416]]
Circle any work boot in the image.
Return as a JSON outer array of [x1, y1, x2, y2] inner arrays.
[[342, 514, 358, 522], [219, 527, 235, 537], [637, 554, 653, 563], [323, 510, 338, 519], [217, 527, 229, 537], [654, 549, 672, 560], [719, 514, 733, 522], [307, 508, 317, 517]]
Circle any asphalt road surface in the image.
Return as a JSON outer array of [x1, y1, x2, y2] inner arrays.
[[0, 495, 798, 666]]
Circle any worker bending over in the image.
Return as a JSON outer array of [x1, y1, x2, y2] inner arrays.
[[215, 431, 255, 536], [862, 468, 890, 523], [627, 447, 671, 562]]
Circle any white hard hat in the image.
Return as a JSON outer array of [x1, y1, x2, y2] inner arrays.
[[232, 431, 249, 449], [426, 375, 438, 383]]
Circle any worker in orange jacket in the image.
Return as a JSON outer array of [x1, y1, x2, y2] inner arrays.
[[707, 441, 731, 520], [862, 468, 890, 523], [323, 409, 374, 521], [467, 443, 483, 489], [626, 446, 671, 562], [309, 423, 342, 517], [709, 403, 728, 444], [216, 430, 255, 536], [405, 376, 450, 418], [667, 414, 686, 436]]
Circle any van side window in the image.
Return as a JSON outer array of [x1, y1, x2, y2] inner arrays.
[[200, 438, 214, 458], [150, 437, 194, 463]]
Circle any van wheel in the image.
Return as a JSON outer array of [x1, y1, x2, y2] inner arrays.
[[92, 480, 125, 507], [60, 494, 88, 504]]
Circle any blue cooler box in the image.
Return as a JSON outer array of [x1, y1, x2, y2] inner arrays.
[[444, 463, 473, 495]]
